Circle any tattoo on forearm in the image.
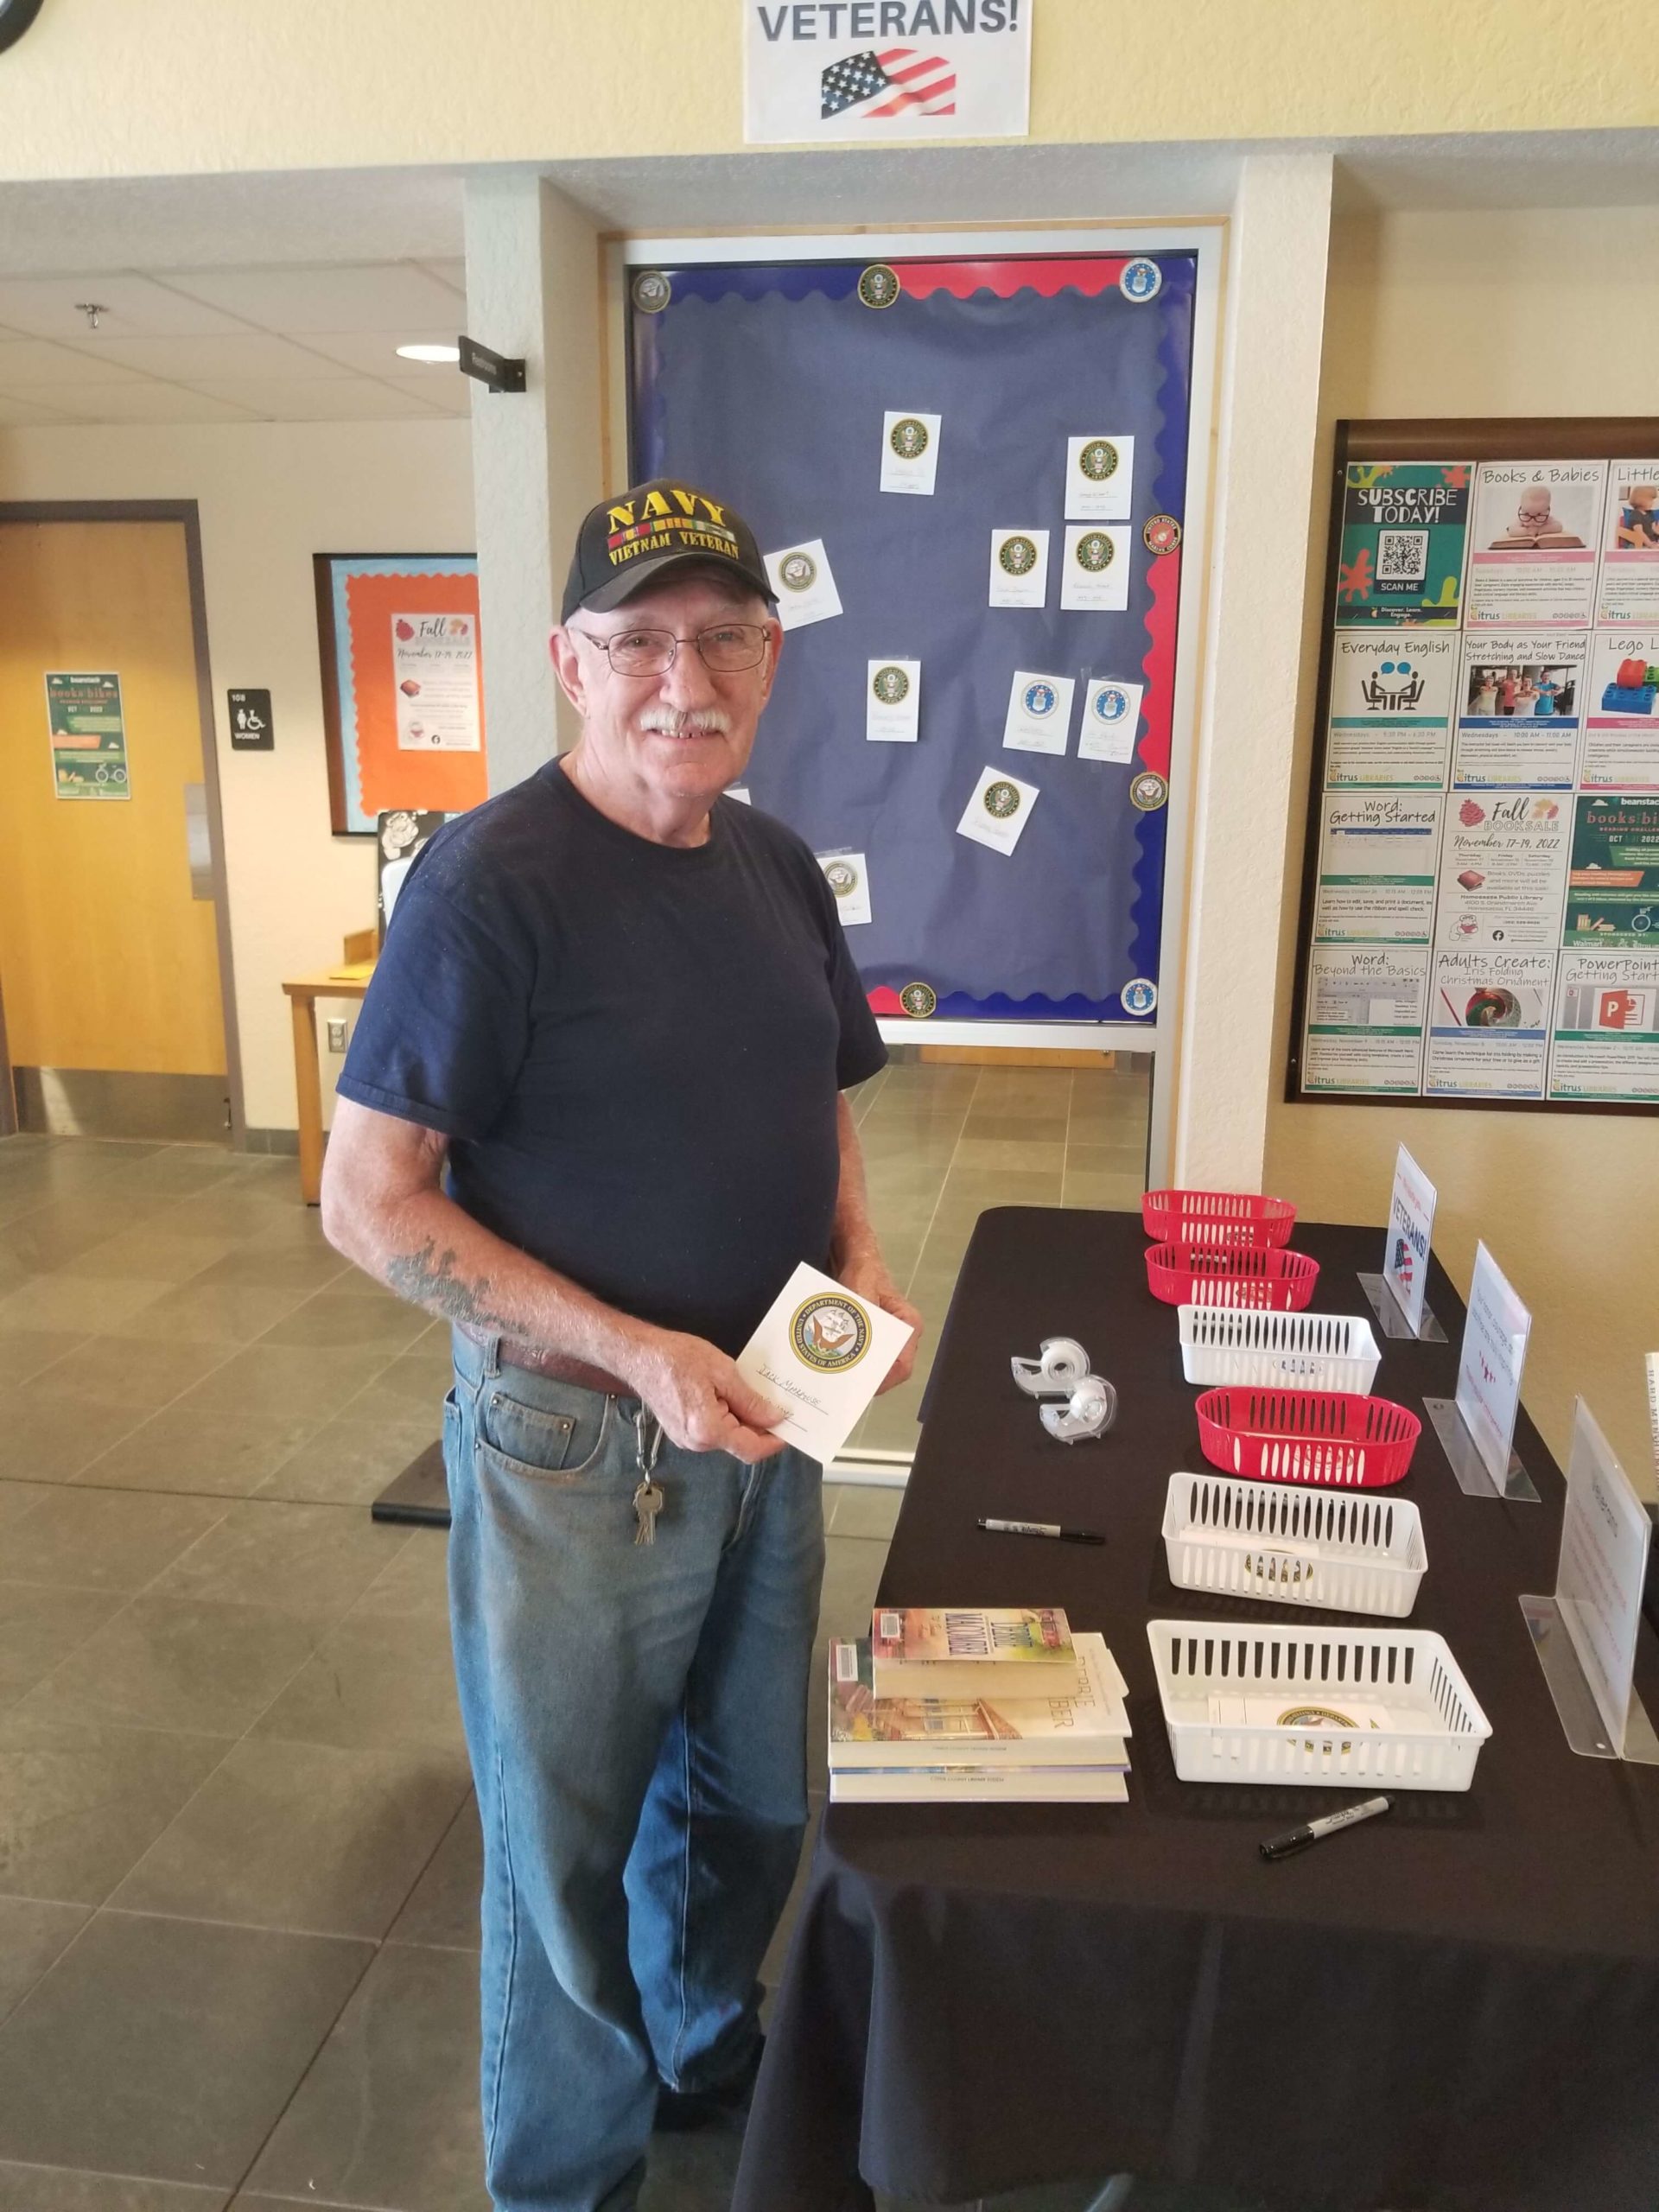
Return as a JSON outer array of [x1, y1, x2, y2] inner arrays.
[[384, 1239, 518, 1334]]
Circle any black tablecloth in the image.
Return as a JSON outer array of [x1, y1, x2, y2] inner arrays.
[[734, 1210, 1659, 2212]]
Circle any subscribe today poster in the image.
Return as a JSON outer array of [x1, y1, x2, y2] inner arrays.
[[1334, 461, 1471, 629]]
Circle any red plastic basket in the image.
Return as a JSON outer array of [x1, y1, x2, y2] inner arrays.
[[1145, 1243, 1319, 1311], [1142, 1189, 1297, 1249], [1194, 1386, 1421, 1488]]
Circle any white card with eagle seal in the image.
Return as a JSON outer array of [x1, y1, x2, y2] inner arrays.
[[1060, 524, 1132, 612], [763, 538, 842, 630], [1066, 435, 1135, 521], [957, 764, 1039, 855], [880, 410, 941, 495], [988, 528, 1050, 608], [1002, 671, 1075, 756], [867, 658, 921, 742], [817, 850, 872, 926], [735, 1262, 917, 1467]]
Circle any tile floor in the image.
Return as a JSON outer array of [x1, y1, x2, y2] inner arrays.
[[0, 1061, 1166, 2212]]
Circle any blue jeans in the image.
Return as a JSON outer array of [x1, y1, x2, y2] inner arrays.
[[444, 1331, 825, 2212]]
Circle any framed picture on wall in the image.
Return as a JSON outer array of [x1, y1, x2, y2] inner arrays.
[[313, 552, 489, 836]]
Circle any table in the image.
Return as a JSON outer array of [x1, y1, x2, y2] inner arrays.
[[735, 1209, 1659, 2212], [280, 935, 375, 1205]]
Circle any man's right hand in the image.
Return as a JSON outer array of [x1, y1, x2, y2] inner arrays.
[[622, 1329, 789, 1463]]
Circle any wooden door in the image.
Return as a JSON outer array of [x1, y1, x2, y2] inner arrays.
[[0, 518, 227, 1116]]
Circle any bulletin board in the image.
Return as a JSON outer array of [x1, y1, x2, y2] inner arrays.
[[1287, 418, 1659, 1116], [314, 553, 489, 836], [621, 228, 1218, 1046]]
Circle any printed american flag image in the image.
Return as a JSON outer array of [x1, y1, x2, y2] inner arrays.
[[820, 48, 957, 121]]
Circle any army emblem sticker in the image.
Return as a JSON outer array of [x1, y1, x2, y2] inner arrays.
[[858, 263, 900, 309], [790, 1294, 871, 1373], [1075, 530, 1115, 575], [872, 664, 910, 707], [1143, 513, 1182, 556], [888, 416, 929, 461], [631, 270, 671, 314], [778, 549, 817, 593], [823, 858, 860, 899], [983, 779, 1022, 821], [998, 534, 1039, 577], [1129, 771, 1168, 812], [899, 980, 938, 1020], [1079, 438, 1119, 483], [1119, 257, 1162, 302]]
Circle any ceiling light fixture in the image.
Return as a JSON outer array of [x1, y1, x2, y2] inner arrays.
[[397, 342, 461, 364]]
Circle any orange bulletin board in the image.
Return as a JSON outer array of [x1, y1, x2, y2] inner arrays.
[[315, 553, 489, 835]]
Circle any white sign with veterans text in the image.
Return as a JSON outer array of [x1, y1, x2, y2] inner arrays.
[[744, 1, 1033, 145]]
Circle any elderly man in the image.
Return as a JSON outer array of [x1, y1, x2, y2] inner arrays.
[[321, 479, 919, 2212]]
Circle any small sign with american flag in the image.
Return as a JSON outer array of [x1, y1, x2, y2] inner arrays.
[[745, 1, 1032, 144]]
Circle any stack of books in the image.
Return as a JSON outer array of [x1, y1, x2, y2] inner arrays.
[[828, 1605, 1132, 1803]]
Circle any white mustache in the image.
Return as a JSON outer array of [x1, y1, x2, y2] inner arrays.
[[637, 707, 731, 738]]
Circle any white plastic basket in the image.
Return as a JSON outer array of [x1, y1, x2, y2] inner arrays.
[[1146, 1617, 1491, 1792], [1178, 1306, 1381, 1395], [1161, 1471, 1427, 1618]]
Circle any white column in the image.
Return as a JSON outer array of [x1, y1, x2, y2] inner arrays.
[[464, 173, 603, 794], [1173, 151, 1335, 1188]]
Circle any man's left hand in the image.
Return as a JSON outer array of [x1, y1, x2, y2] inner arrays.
[[837, 1256, 923, 1396]]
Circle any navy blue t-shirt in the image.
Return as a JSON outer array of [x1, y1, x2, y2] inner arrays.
[[338, 764, 887, 1355]]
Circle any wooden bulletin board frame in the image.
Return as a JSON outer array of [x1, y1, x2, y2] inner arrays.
[[1286, 416, 1659, 1119], [314, 551, 489, 837]]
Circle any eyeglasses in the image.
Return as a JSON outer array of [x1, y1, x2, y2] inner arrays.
[[570, 622, 771, 677]]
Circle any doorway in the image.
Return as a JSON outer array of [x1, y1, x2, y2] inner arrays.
[[0, 501, 241, 1144]]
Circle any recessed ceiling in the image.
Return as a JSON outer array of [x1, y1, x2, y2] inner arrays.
[[0, 260, 470, 428]]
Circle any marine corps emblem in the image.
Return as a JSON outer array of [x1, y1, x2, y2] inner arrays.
[[1143, 514, 1182, 555], [858, 264, 900, 309], [790, 1294, 871, 1373]]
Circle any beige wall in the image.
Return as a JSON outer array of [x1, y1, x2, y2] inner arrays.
[[2, 1, 1656, 178], [0, 418, 475, 1133], [1266, 206, 1659, 1491]]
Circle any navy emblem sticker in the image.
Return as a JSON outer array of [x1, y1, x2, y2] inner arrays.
[[823, 858, 860, 899], [631, 270, 671, 314], [790, 1294, 871, 1373], [778, 550, 817, 593], [1129, 771, 1168, 812]]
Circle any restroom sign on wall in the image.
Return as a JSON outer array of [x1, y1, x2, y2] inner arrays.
[[744, 0, 1032, 144]]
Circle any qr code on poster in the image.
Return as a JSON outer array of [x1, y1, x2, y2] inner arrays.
[[1376, 529, 1428, 582]]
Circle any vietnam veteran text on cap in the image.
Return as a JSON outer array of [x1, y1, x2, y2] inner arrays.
[[562, 480, 778, 620]]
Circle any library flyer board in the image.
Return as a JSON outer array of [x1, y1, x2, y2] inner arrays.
[[627, 252, 1198, 1025], [1296, 444, 1659, 1110]]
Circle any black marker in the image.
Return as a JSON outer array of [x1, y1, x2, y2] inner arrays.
[[1260, 1795, 1390, 1861], [976, 1516, 1105, 1546]]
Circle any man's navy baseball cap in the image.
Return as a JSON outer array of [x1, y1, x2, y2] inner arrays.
[[561, 479, 777, 621]]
